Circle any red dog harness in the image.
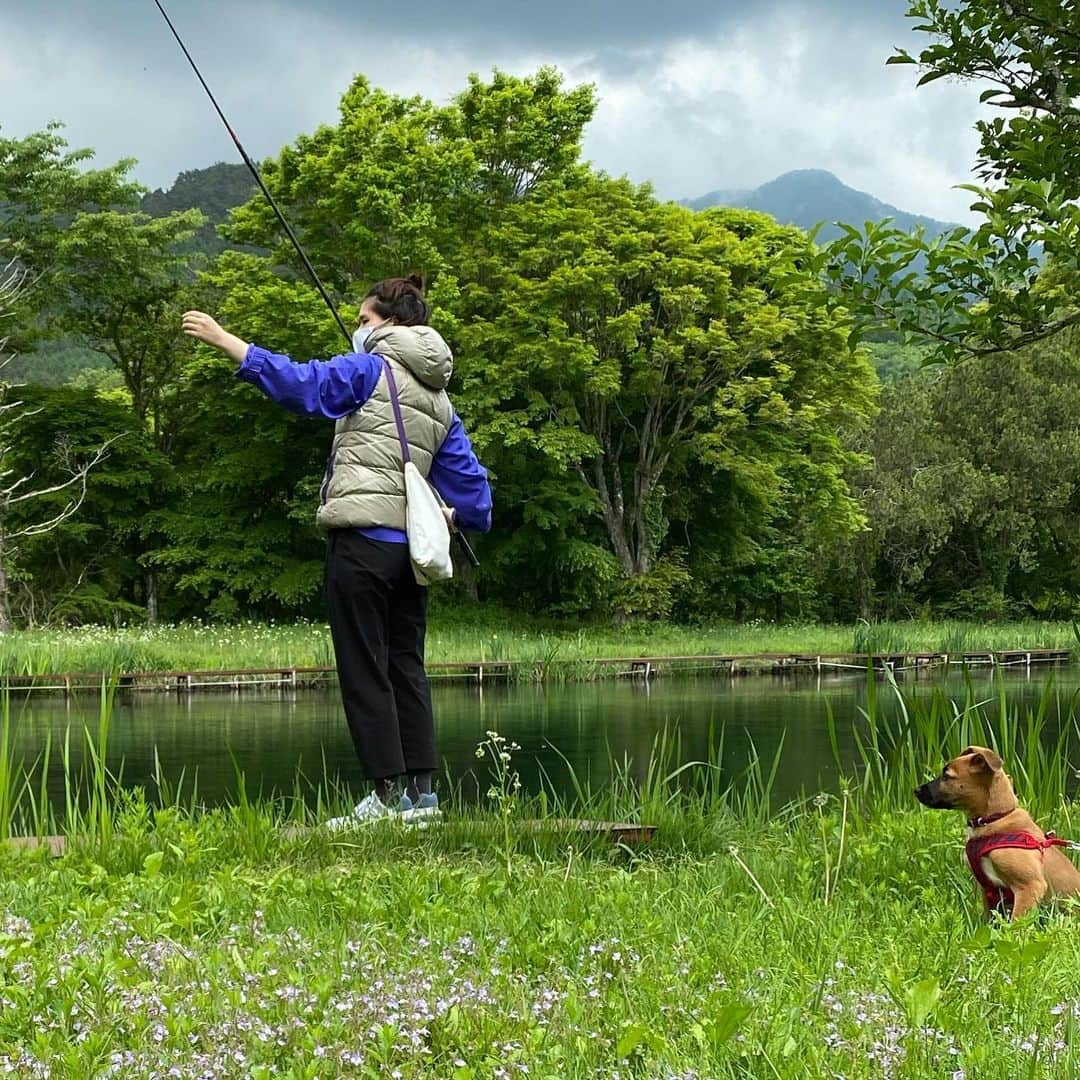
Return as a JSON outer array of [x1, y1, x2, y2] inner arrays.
[[965, 825, 1073, 914]]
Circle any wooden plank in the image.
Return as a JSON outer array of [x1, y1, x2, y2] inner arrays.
[[0, 647, 1071, 695], [7, 835, 65, 856], [525, 819, 657, 844], [8, 820, 656, 858], [288, 818, 657, 845]]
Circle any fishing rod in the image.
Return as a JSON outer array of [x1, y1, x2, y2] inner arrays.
[[153, 0, 480, 569]]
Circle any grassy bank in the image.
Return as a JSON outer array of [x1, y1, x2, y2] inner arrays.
[[6, 803, 1080, 1078], [3, 676, 1080, 1075], [0, 614, 1076, 678]]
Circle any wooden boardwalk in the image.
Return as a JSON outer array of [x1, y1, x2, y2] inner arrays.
[[8, 818, 657, 858], [0, 648, 1069, 695]]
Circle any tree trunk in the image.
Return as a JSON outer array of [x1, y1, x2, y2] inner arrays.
[[456, 556, 480, 602], [145, 568, 158, 626], [631, 489, 652, 577], [587, 458, 635, 574], [630, 457, 659, 576]]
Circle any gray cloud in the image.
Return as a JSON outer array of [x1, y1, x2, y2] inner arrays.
[[0, 0, 984, 221], [7, 0, 914, 52], [569, 7, 983, 220]]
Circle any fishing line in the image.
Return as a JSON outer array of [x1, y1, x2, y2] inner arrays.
[[153, 0, 480, 567]]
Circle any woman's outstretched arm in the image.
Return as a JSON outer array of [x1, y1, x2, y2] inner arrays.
[[182, 310, 380, 420]]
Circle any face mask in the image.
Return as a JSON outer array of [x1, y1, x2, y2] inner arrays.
[[352, 325, 373, 353]]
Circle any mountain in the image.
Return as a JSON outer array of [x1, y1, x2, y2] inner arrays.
[[148, 163, 957, 258], [685, 169, 959, 244], [141, 162, 256, 256]]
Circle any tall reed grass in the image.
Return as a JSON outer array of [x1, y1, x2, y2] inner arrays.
[[2, 665, 1075, 855], [828, 666, 1080, 821]]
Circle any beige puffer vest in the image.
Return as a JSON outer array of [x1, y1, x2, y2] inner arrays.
[[316, 324, 454, 532]]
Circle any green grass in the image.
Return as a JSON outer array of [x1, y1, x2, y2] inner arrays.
[[4, 674, 1080, 1075], [8, 804, 1077, 1078], [0, 614, 1076, 679]]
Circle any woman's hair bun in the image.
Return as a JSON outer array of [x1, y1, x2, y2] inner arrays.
[[363, 276, 431, 327]]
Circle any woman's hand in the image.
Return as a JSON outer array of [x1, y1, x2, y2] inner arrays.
[[182, 311, 249, 363], [442, 507, 457, 531]]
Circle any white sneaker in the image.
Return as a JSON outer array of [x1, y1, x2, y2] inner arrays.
[[326, 792, 393, 832], [399, 792, 442, 828]]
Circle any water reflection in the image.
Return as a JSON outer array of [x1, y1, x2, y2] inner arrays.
[[4, 665, 1075, 811]]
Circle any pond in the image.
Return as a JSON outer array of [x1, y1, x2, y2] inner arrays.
[[4, 666, 1079, 814], [5, 662, 1078, 815]]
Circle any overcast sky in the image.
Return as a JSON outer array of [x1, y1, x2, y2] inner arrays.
[[2, 0, 984, 222]]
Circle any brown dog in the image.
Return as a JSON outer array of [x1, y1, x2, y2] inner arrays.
[[914, 745, 1080, 919]]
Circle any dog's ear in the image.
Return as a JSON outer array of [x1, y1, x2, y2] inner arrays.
[[962, 747, 1003, 773]]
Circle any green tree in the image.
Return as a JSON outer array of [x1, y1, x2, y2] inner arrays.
[[0, 126, 141, 346], [187, 70, 878, 620], [1, 385, 170, 625], [829, 330, 1080, 619], [49, 207, 207, 623], [0, 264, 115, 630], [52, 207, 205, 448], [456, 176, 877, 611], [224, 68, 595, 302], [0, 124, 207, 433], [0, 124, 150, 624], [816, 0, 1080, 359], [149, 254, 343, 619], [151, 70, 598, 616]]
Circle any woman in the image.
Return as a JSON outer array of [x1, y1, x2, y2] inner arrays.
[[182, 277, 492, 827]]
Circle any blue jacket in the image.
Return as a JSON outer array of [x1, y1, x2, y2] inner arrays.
[[238, 344, 492, 541]]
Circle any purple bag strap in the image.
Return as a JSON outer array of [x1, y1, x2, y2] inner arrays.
[[382, 359, 411, 466]]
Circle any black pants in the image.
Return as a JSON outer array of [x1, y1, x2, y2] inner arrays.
[[324, 530, 437, 780]]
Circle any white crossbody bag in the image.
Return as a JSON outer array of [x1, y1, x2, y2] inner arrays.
[[383, 359, 454, 585]]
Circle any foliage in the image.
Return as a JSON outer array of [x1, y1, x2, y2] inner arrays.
[[0, 385, 171, 625], [831, 329, 1080, 619], [148, 253, 347, 619], [611, 553, 693, 621], [225, 67, 596, 292], [220, 67, 876, 614], [457, 179, 877, 597], [0, 126, 141, 348], [0, 134, 206, 624], [141, 70, 599, 616], [814, 0, 1080, 359], [0, 265, 119, 630], [52, 207, 205, 444]]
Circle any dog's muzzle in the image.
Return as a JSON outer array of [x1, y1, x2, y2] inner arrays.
[[914, 781, 954, 809]]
